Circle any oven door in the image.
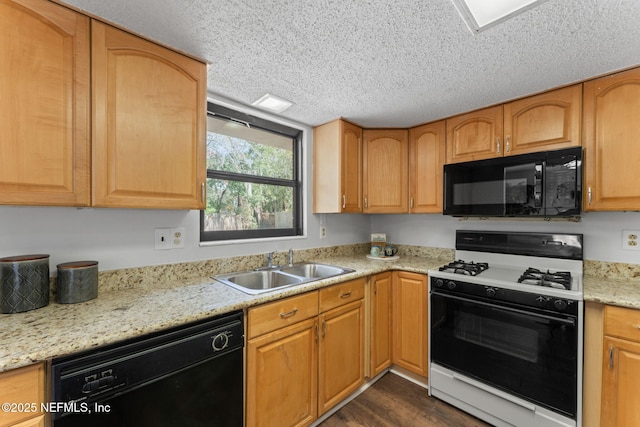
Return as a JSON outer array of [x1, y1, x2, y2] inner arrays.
[[430, 290, 578, 418]]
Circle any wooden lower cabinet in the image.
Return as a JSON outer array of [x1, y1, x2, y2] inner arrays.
[[600, 304, 640, 427], [318, 299, 364, 414], [247, 317, 319, 427], [392, 271, 428, 377], [246, 278, 365, 426], [370, 271, 392, 377], [0, 363, 46, 427]]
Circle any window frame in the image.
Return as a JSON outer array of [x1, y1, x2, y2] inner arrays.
[[200, 102, 304, 242]]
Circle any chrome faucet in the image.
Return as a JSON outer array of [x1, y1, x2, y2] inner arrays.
[[265, 251, 275, 268], [288, 248, 294, 266]]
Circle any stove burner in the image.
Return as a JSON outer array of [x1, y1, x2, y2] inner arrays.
[[439, 260, 489, 276], [518, 268, 572, 290]]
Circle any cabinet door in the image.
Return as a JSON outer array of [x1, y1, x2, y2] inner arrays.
[[584, 68, 640, 210], [392, 271, 428, 377], [446, 105, 503, 164], [0, 363, 45, 427], [504, 84, 582, 156], [363, 129, 409, 213], [92, 21, 206, 209], [318, 299, 364, 415], [0, 0, 90, 206], [247, 317, 318, 427], [313, 119, 362, 213], [341, 121, 363, 212], [370, 272, 392, 377], [601, 336, 640, 427], [409, 121, 446, 213]]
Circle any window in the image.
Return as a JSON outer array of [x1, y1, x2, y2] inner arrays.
[[200, 103, 303, 241]]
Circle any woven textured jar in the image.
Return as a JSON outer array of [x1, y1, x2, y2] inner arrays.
[[0, 254, 50, 313], [56, 261, 98, 304]]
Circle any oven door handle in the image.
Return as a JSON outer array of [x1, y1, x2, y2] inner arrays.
[[434, 292, 576, 326]]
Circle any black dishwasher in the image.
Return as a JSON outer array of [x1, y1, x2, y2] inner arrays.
[[51, 310, 243, 426]]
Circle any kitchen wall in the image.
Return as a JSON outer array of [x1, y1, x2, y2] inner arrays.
[[370, 211, 640, 264], [0, 93, 372, 272], [1, 92, 638, 273]]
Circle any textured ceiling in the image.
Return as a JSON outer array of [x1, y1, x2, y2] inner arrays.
[[61, 0, 640, 128]]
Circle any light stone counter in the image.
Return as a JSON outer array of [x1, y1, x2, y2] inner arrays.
[[2, 245, 637, 374], [584, 259, 640, 309], [0, 250, 450, 373]]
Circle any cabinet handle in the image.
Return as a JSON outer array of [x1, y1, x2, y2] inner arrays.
[[410, 197, 414, 209], [496, 137, 501, 154], [315, 322, 319, 342], [609, 345, 614, 370], [322, 320, 327, 338], [505, 136, 511, 153], [588, 187, 592, 205], [342, 194, 346, 209], [279, 308, 298, 319], [374, 280, 378, 295], [201, 182, 206, 202], [339, 291, 352, 299], [364, 197, 368, 209]]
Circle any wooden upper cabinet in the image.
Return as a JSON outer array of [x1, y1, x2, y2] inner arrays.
[[313, 119, 362, 213], [363, 129, 409, 213], [0, 0, 90, 206], [446, 85, 581, 164], [446, 105, 503, 164], [91, 21, 206, 209], [409, 121, 446, 213], [584, 68, 640, 211], [504, 84, 582, 156]]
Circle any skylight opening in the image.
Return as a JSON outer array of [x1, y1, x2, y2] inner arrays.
[[451, 0, 549, 33]]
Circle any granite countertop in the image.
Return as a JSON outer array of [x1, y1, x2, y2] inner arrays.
[[0, 255, 445, 373], [2, 252, 638, 374]]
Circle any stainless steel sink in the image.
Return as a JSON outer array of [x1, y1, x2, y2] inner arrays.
[[215, 270, 303, 295], [213, 262, 354, 295], [278, 262, 349, 279]]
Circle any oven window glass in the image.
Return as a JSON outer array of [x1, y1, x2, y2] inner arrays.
[[454, 311, 539, 363], [431, 293, 577, 417]]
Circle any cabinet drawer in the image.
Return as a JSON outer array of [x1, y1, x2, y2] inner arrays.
[[319, 278, 365, 313], [248, 291, 318, 339], [605, 305, 640, 342], [0, 363, 45, 427]]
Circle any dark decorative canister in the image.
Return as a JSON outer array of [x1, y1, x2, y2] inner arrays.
[[56, 261, 98, 304], [0, 254, 50, 314]]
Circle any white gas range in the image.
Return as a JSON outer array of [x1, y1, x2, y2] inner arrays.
[[428, 230, 583, 427]]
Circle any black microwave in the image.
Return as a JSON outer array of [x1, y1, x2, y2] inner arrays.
[[443, 147, 582, 217]]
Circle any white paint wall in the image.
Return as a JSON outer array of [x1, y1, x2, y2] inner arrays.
[[1, 93, 637, 271], [370, 211, 640, 263], [0, 93, 373, 272]]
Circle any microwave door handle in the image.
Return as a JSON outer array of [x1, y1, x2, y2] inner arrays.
[[534, 163, 543, 207]]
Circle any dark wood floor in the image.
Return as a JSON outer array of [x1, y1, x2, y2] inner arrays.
[[319, 373, 491, 427]]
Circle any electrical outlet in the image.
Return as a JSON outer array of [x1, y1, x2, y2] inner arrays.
[[622, 230, 640, 251], [155, 228, 185, 250], [320, 226, 327, 239], [154, 228, 172, 250], [171, 228, 185, 249]]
